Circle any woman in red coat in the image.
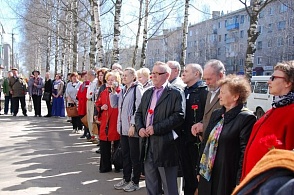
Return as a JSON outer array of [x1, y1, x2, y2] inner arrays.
[[241, 61, 294, 180], [76, 72, 91, 139], [96, 71, 121, 173]]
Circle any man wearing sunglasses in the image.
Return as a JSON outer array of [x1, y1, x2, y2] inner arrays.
[[135, 61, 185, 195]]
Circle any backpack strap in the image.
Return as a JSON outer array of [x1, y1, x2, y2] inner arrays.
[[132, 85, 137, 115]]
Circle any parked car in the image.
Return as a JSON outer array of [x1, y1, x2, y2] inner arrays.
[[247, 76, 273, 119]]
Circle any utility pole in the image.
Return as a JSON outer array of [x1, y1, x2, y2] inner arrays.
[[11, 33, 14, 69]]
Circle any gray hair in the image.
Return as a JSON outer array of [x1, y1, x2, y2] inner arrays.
[[154, 61, 171, 74], [188, 63, 203, 78], [88, 70, 96, 76], [167, 61, 181, 75], [204, 59, 226, 75], [124, 67, 137, 79]]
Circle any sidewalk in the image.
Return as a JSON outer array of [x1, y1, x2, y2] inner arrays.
[[0, 107, 147, 194]]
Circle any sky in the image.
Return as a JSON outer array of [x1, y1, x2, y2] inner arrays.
[[0, 0, 245, 48], [0, 0, 20, 43]]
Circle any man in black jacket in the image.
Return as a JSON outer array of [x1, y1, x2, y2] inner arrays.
[[44, 72, 52, 117], [135, 61, 185, 195], [181, 63, 208, 195]]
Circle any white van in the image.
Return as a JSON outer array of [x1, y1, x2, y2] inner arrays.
[[247, 76, 273, 119]]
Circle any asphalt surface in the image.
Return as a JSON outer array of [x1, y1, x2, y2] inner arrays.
[[0, 99, 147, 195]]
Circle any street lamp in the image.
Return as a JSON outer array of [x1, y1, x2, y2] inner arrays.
[[9, 26, 21, 69]]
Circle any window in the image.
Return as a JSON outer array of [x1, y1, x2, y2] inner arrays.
[[254, 82, 268, 94], [218, 35, 221, 42], [257, 57, 262, 65], [225, 20, 228, 27], [277, 37, 284, 46], [218, 48, 221, 55], [268, 39, 272, 47], [240, 30, 244, 38], [240, 58, 244, 67], [218, 22, 221, 28], [278, 21, 286, 30], [268, 23, 273, 33], [189, 30, 193, 36], [269, 7, 273, 15], [257, 41, 262, 50], [259, 11, 264, 18], [188, 52, 192, 59], [225, 34, 228, 41], [240, 15, 245, 24], [258, 26, 263, 34], [280, 3, 288, 13]]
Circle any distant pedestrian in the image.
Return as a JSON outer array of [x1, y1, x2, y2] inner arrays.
[[51, 74, 65, 117], [66, 72, 82, 133], [137, 67, 153, 90], [9, 68, 28, 117], [167, 61, 186, 90], [2, 71, 13, 115], [44, 72, 53, 117], [28, 70, 44, 117]]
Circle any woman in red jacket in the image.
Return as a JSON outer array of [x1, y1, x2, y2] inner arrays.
[[76, 71, 91, 139], [241, 60, 294, 180], [96, 71, 121, 173]]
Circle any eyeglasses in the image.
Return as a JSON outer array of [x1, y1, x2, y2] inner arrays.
[[269, 75, 285, 81], [150, 72, 166, 76]]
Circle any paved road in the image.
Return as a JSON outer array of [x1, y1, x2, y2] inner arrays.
[[0, 100, 147, 195]]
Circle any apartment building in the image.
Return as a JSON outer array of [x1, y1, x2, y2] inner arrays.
[[146, 0, 294, 75]]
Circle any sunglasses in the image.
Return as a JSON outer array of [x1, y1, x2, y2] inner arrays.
[[269, 75, 285, 81], [150, 72, 166, 76]]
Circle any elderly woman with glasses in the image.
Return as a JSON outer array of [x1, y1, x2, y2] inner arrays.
[[241, 60, 294, 180]]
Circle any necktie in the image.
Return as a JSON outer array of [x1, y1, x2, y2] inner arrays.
[[146, 88, 162, 126]]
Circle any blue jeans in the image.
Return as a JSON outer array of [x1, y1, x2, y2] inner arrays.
[[4, 94, 13, 114]]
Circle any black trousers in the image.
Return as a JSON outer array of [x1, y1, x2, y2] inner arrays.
[[100, 140, 120, 172], [45, 100, 52, 116], [4, 94, 13, 114], [120, 135, 141, 184], [68, 103, 82, 130], [80, 115, 90, 138], [12, 96, 27, 116], [32, 95, 42, 116], [180, 140, 199, 195]]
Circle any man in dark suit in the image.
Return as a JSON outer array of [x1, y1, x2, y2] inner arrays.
[[135, 61, 185, 195], [180, 64, 208, 195], [191, 59, 225, 141]]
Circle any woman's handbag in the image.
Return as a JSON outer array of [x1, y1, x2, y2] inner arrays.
[[66, 106, 79, 117], [112, 145, 123, 169], [92, 123, 99, 135], [81, 114, 88, 128], [42, 92, 51, 101], [28, 98, 32, 112]]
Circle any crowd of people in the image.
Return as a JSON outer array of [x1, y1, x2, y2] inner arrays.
[[0, 59, 294, 195]]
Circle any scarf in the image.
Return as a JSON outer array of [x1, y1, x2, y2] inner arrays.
[[199, 117, 224, 181], [272, 91, 294, 108]]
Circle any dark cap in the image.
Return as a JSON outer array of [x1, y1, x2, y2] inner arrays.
[[32, 70, 40, 75], [11, 67, 18, 71]]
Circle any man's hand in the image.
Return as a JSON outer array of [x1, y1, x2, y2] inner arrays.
[[128, 126, 135, 137], [139, 128, 149, 137], [191, 122, 203, 136], [146, 125, 154, 136]]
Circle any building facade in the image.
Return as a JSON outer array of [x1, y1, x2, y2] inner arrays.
[[146, 0, 294, 75]]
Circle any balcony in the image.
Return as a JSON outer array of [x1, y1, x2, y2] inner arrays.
[[226, 23, 239, 31]]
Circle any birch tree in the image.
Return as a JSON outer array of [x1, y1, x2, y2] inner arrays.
[[239, 0, 274, 79], [132, 0, 143, 68], [89, 0, 97, 68], [72, 0, 79, 72], [112, 0, 122, 65], [94, 0, 104, 67], [140, 0, 149, 68], [179, 0, 189, 70]]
